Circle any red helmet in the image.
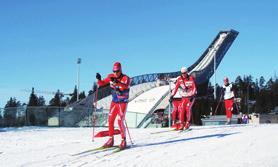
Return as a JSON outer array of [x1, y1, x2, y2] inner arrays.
[[113, 62, 122, 72]]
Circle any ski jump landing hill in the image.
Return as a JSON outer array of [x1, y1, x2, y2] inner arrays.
[[69, 29, 239, 128]]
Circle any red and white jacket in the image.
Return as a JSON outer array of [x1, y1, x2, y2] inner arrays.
[[171, 75, 197, 98], [97, 73, 131, 103]]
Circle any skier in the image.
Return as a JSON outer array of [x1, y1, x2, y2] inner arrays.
[[96, 62, 131, 150], [222, 77, 235, 125], [170, 67, 197, 130]]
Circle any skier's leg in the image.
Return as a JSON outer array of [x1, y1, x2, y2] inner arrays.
[[117, 103, 128, 149], [108, 102, 118, 137], [178, 98, 187, 130], [224, 99, 232, 124], [185, 98, 195, 129], [103, 102, 117, 147], [117, 103, 127, 139], [171, 102, 177, 125]]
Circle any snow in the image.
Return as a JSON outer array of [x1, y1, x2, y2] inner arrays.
[[1, 124, 278, 167]]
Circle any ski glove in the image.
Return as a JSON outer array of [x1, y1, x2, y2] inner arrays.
[[169, 96, 174, 103], [96, 73, 101, 80], [110, 77, 119, 83]]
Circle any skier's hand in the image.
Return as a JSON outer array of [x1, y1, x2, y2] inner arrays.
[[110, 77, 118, 84], [169, 96, 174, 103], [96, 73, 101, 80]]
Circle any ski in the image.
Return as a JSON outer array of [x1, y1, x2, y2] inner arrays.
[[71, 146, 117, 156], [150, 129, 177, 134], [103, 145, 132, 157], [178, 128, 192, 133]]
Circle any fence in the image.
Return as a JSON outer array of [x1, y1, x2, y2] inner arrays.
[[0, 106, 146, 128]]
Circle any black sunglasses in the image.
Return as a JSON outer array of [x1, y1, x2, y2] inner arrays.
[[113, 70, 120, 73]]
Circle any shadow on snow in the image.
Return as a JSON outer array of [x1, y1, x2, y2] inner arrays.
[[133, 132, 240, 148]]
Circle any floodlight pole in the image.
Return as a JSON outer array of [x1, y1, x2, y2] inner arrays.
[[77, 58, 81, 101]]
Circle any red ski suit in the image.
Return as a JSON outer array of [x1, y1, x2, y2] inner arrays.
[[223, 84, 235, 119], [97, 73, 130, 139], [171, 98, 182, 123], [171, 75, 197, 124]]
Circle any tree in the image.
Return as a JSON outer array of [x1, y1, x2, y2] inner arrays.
[[69, 86, 78, 104], [5, 97, 21, 108], [38, 96, 46, 106], [49, 92, 62, 106], [259, 76, 265, 89], [266, 78, 274, 90], [27, 88, 39, 106], [79, 91, 86, 100], [4, 97, 21, 127]]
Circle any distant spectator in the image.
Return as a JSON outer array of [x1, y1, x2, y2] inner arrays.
[[242, 114, 249, 124]]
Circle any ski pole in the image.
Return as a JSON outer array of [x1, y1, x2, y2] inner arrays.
[[92, 86, 99, 142], [234, 99, 240, 114], [125, 120, 134, 145], [213, 94, 223, 117]]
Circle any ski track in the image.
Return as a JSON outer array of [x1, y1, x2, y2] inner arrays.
[[0, 124, 278, 167]]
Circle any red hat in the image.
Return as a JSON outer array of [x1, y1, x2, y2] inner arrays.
[[113, 62, 122, 71]]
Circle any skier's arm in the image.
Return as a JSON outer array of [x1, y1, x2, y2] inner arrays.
[[97, 74, 112, 87], [171, 81, 180, 97]]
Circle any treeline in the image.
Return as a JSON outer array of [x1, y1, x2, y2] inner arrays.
[[4, 85, 91, 108], [0, 86, 93, 127]]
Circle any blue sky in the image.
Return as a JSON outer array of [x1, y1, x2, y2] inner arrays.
[[0, 0, 277, 108]]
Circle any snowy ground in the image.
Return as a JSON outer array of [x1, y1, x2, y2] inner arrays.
[[1, 124, 278, 167]]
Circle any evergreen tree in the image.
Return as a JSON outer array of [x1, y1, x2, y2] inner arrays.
[[49, 91, 61, 106], [88, 90, 94, 96], [27, 88, 39, 106], [38, 96, 46, 106], [266, 78, 274, 90], [4, 97, 21, 126], [259, 76, 265, 89], [5, 97, 21, 108], [79, 91, 86, 100], [63, 97, 70, 106], [69, 86, 78, 104]]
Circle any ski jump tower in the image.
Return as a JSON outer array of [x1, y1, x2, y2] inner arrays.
[[70, 29, 239, 128]]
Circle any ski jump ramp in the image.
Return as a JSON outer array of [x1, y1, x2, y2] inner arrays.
[[70, 29, 239, 128]]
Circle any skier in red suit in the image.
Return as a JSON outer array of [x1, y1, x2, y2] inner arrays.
[[222, 77, 235, 125], [170, 67, 197, 130], [96, 62, 131, 150]]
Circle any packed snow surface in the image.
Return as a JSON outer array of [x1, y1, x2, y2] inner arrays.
[[1, 124, 278, 167]]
